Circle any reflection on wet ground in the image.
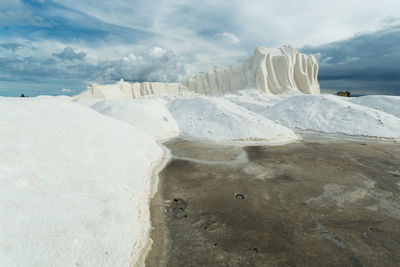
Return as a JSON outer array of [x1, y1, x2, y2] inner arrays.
[[146, 138, 400, 266]]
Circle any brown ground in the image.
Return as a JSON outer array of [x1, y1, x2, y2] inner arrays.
[[146, 138, 400, 267]]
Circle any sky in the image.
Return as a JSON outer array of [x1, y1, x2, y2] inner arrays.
[[0, 0, 399, 96]]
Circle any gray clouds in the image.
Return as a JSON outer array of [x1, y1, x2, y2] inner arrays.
[[0, 42, 23, 51], [52, 47, 86, 61], [0, 46, 193, 87], [301, 23, 400, 94]]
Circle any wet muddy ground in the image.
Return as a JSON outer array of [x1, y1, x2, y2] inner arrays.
[[146, 138, 400, 266]]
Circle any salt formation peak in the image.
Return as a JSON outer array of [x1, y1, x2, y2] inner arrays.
[[185, 45, 320, 95]]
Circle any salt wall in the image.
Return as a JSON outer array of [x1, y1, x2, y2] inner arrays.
[[75, 80, 186, 99], [75, 46, 320, 98], [185, 45, 320, 95]]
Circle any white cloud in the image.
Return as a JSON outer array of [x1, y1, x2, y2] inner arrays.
[[233, 0, 400, 46], [0, 44, 195, 84], [149, 47, 167, 59], [0, 0, 32, 26], [122, 53, 138, 62], [219, 32, 240, 43], [380, 16, 400, 27], [0, 0, 51, 27], [345, 56, 360, 63], [313, 52, 322, 61], [321, 56, 333, 63], [50, 0, 400, 48], [61, 88, 72, 92]]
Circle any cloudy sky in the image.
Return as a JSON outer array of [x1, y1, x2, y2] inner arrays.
[[1, 0, 399, 96]]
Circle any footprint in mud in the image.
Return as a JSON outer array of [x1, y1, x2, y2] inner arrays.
[[249, 247, 259, 254], [235, 193, 245, 200], [387, 170, 400, 178], [167, 198, 188, 219]]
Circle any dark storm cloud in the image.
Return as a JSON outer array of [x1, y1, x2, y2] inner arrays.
[[301, 23, 400, 94]]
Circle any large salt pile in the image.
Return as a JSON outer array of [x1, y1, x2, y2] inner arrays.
[[75, 79, 185, 99], [185, 45, 320, 95], [261, 94, 400, 138], [223, 89, 289, 113], [90, 98, 179, 140], [167, 96, 299, 143], [71, 97, 102, 107], [0, 97, 162, 266], [348, 95, 400, 118]]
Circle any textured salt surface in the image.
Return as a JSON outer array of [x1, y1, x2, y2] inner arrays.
[[0, 97, 162, 266]]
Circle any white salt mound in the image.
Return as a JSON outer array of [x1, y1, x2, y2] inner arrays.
[[167, 96, 299, 143], [91, 98, 179, 140], [71, 97, 102, 107], [261, 94, 400, 138], [223, 89, 287, 113], [0, 97, 162, 266], [36, 95, 73, 102], [348, 95, 400, 118]]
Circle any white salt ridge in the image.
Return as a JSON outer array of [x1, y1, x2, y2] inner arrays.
[[348, 95, 400, 118], [167, 96, 299, 143], [36, 95, 73, 102], [72, 97, 102, 107], [0, 97, 162, 266], [223, 89, 289, 113], [75, 79, 185, 99], [261, 94, 400, 138], [90, 98, 179, 140], [185, 45, 320, 95]]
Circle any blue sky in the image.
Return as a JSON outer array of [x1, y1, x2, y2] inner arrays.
[[1, 0, 400, 96]]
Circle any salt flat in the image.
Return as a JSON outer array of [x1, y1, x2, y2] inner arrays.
[[147, 138, 400, 266]]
